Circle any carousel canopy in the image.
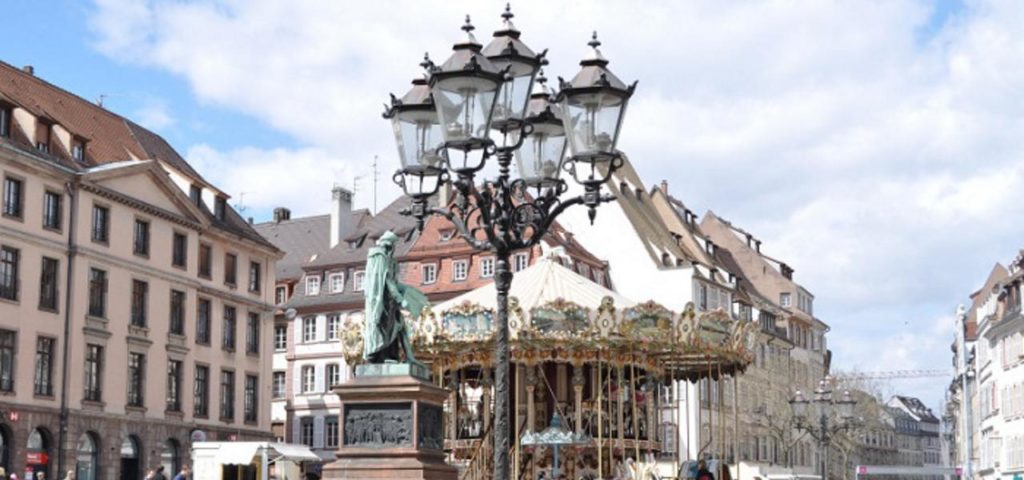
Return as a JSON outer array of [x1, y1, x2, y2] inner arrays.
[[434, 254, 635, 313]]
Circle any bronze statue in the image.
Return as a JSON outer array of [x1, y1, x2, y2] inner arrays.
[[362, 230, 428, 364]]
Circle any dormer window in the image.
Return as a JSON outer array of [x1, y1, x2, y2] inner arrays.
[[71, 138, 86, 163], [35, 119, 52, 153], [214, 196, 227, 221], [439, 229, 455, 242], [189, 184, 202, 206], [0, 106, 10, 138]]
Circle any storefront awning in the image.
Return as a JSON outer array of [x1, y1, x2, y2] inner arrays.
[[267, 443, 321, 463], [214, 443, 261, 465]]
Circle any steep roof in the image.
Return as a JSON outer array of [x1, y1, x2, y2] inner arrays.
[[305, 197, 415, 268], [890, 395, 940, 423], [252, 214, 331, 281], [0, 61, 276, 251], [965, 262, 1008, 340]]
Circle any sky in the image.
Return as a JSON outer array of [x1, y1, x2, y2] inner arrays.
[[5, 0, 1023, 410]]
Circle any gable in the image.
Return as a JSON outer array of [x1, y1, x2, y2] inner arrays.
[[92, 169, 199, 222]]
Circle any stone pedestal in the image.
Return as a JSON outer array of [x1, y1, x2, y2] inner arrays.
[[323, 364, 457, 480]]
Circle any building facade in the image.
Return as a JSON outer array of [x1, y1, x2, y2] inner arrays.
[[0, 62, 280, 480], [256, 189, 610, 474]]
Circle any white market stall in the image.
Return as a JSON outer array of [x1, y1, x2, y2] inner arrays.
[[191, 442, 320, 480]]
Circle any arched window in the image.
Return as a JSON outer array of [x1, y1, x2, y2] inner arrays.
[[162, 438, 180, 476], [76, 432, 99, 480], [0, 424, 11, 473], [26, 427, 51, 479], [120, 435, 142, 480]]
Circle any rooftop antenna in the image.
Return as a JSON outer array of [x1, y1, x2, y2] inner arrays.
[[372, 155, 379, 214], [234, 192, 248, 213], [96, 94, 107, 108]]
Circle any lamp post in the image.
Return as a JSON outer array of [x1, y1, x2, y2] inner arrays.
[[789, 379, 857, 480], [385, 7, 635, 480]]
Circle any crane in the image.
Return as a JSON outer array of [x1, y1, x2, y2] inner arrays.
[[831, 369, 951, 381]]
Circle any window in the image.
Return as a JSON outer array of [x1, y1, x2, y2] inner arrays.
[[453, 260, 468, 281], [306, 276, 320, 295], [272, 371, 286, 399], [0, 107, 9, 138], [327, 315, 341, 341], [329, 273, 344, 293], [439, 229, 454, 242], [480, 257, 495, 278], [274, 325, 287, 351], [244, 375, 258, 422], [248, 261, 261, 293], [42, 190, 61, 230], [196, 298, 211, 344], [303, 317, 317, 343], [3, 177, 22, 218], [422, 264, 437, 284], [222, 305, 237, 351], [326, 363, 342, 388], [220, 370, 235, 420], [301, 365, 315, 393], [198, 243, 212, 278], [780, 292, 791, 307], [0, 330, 13, 392], [275, 286, 287, 305], [133, 219, 150, 256], [166, 360, 182, 412], [300, 417, 314, 447], [353, 271, 365, 292], [91, 204, 109, 243], [513, 253, 529, 272], [71, 139, 85, 162], [36, 121, 51, 152], [130, 279, 148, 327], [193, 365, 209, 417], [87, 268, 106, 317], [127, 352, 145, 407], [34, 337, 54, 396], [224, 253, 237, 286], [83, 344, 102, 401], [0, 246, 18, 301], [172, 232, 187, 268], [246, 312, 260, 354], [214, 196, 227, 221], [168, 290, 185, 335], [325, 416, 339, 448]]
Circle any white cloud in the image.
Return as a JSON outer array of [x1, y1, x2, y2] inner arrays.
[[86, 0, 1024, 408], [133, 98, 175, 130]]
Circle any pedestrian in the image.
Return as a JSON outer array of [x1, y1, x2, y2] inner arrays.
[[696, 460, 714, 480], [62, 471, 75, 480], [153, 466, 167, 480], [144, 469, 155, 480], [172, 465, 189, 480]]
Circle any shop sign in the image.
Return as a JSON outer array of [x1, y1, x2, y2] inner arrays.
[[25, 452, 47, 465]]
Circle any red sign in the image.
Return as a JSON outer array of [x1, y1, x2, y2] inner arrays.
[[857, 466, 868, 474], [26, 452, 48, 465], [8, 411, 18, 422]]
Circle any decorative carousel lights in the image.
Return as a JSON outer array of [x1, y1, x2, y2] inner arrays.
[[378, 5, 756, 479]]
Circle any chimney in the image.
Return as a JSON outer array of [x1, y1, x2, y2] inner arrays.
[[273, 207, 292, 223], [754, 240, 761, 253], [660, 179, 668, 195], [22, 66, 34, 76], [330, 186, 354, 247]]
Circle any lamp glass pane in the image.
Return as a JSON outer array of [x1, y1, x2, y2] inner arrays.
[[433, 75, 500, 144], [563, 91, 625, 156], [391, 110, 444, 170], [403, 170, 441, 198], [515, 125, 566, 182], [491, 61, 536, 124]]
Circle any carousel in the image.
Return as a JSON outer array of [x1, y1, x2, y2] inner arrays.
[[340, 254, 755, 480]]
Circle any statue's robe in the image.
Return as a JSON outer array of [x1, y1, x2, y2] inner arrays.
[[362, 244, 428, 363]]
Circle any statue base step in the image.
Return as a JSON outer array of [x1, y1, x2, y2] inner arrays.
[[322, 371, 456, 480]]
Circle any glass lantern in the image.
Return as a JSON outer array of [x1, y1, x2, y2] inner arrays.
[[514, 72, 566, 190], [430, 16, 505, 173], [559, 32, 636, 163], [790, 390, 809, 420], [385, 57, 445, 198], [483, 4, 543, 132], [837, 389, 856, 420]]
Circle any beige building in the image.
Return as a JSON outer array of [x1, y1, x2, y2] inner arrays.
[[0, 62, 280, 480]]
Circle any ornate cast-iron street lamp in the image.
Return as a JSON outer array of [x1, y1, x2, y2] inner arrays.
[[385, 6, 636, 479], [790, 378, 858, 480]]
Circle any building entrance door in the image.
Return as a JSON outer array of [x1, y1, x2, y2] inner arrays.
[[120, 436, 141, 480]]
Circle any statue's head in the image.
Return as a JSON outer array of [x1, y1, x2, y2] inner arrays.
[[377, 230, 399, 253]]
